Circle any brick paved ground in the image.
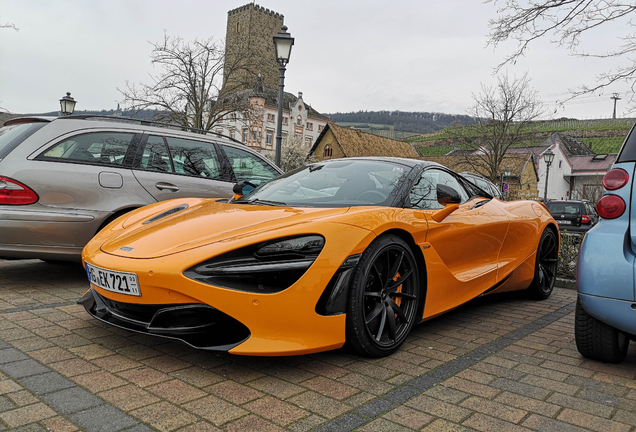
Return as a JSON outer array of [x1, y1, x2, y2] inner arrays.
[[0, 259, 635, 431]]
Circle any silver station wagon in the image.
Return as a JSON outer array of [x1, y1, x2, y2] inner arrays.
[[0, 116, 282, 261]]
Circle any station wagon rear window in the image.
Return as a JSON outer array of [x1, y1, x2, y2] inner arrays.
[[0, 122, 46, 160]]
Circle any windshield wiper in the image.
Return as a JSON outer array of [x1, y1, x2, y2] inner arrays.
[[244, 198, 287, 206]]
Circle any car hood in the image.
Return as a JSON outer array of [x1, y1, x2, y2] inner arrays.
[[100, 200, 350, 259]]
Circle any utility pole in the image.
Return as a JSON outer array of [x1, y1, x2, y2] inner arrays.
[[611, 93, 621, 119]]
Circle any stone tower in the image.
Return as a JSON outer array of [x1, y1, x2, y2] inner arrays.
[[223, 3, 284, 93]]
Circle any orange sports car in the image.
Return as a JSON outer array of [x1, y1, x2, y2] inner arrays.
[[79, 157, 559, 357]]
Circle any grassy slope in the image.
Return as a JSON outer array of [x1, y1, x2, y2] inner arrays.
[[410, 118, 633, 155]]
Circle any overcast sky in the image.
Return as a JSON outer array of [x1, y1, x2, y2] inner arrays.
[[1, 0, 632, 119]]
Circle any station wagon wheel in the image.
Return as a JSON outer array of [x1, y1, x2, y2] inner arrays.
[[528, 228, 558, 300], [346, 235, 420, 357]]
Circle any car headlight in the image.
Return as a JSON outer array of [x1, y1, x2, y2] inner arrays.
[[183, 235, 325, 293]]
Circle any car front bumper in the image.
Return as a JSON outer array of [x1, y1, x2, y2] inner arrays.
[[81, 221, 377, 356]]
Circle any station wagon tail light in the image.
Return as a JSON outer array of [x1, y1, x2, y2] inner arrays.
[[597, 195, 625, 219], [603, 169, 629, 190], [0, 176, 38, 205], [581, 215, 590, 224]]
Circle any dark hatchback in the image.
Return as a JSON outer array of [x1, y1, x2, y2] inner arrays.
[[546, 200, 598, 234]]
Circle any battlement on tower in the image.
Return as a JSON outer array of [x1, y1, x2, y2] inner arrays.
[[228, 3, 284, 20]]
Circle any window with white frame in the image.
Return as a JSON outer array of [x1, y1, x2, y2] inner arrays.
[[266, 130, 273, 145], [242, 129, 248, 143]]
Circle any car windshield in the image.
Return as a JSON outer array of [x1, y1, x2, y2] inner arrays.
[[235, 160, 410, 207]]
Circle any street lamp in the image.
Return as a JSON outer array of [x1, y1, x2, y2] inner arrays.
[[504, 166, 511, 200], [59, 92, 76, 116], [273, 25, 294, 167], [543, 150, 555, 201]]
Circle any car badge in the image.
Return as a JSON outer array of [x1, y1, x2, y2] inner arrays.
[[561, 215, 565, 219], [119, 247, 134, 252]]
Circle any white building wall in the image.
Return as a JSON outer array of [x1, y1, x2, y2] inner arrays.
[[537, 144, 571, 200], [213, 92, 328, 160]]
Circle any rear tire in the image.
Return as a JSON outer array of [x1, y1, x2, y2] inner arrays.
[[575, 299, 629, 363], [527, 228, 558, 300], [346, 235, 420, 357]]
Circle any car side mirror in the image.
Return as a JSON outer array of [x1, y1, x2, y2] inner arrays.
[[232, 180, 257, 197], [437, 184, 461, 206]]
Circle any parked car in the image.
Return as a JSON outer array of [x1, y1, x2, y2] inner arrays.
[[80, 157, 559, 357], [546, 200, 599, 234], [0, 116, 282, 262], [460, 172, 503, 200], [576, 124, 636, 363]]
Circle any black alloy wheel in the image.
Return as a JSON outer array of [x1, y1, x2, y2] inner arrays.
[[528, 228, 558, 300], [346, 235, 420, 357]]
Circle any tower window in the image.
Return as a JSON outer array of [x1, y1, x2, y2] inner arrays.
[[236, 22, 240, 32]]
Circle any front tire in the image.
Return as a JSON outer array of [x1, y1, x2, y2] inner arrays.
[[575, 299, 629, 363], [346, 235, 420, 357], [528, 228, 558, 300]]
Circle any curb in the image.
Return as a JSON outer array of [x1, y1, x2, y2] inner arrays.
[[556, 278, 577, 290]]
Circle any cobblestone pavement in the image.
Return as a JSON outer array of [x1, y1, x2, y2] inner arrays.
[[1, 259, 635, 432]]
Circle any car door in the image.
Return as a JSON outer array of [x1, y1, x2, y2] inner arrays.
[[132, 134, 235, 201], [411, 168, 510, 317]]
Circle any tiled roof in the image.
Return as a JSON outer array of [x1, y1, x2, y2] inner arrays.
[[326, 124, 420, 158], [540, 132, 593, 156], [567, 154, 617, 172], [220, 77, 331, 121]]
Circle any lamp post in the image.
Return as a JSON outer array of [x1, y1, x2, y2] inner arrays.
[[543, 150, 555, 202], [504, 166, 511, 200], [59, 92, 76, 116], [273, 26, 294, 168]]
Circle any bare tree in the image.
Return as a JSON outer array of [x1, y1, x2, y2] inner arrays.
[[1, 16, 18, 32], [278, 135, 316, 173], [452, 73, 544, 181], [488, 0, 636, 106], [118, 32, 252, 131]]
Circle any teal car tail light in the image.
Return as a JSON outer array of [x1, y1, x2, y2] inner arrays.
[[597, 195, 626, 219], [603, 169, 629, 191], [184, 235, 325, 293]]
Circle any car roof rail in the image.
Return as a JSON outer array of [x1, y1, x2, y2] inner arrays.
[[55, 114, 244, 145]]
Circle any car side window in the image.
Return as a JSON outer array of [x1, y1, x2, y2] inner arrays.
[[410, 169, 469, 210], [221, 145, 279, 182], [140, 136, 173, 173], [40, 132, 135, 166], [165, 137, 221, 179]]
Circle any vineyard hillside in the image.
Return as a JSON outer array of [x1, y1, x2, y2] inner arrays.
[[409, 118, 634, 156]]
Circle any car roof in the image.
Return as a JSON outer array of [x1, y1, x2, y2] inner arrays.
[[4, 115, 244, 146], [320, 156, 442, 169]]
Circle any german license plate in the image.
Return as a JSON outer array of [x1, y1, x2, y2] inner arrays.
[[557, 220, 572, 225], [85, 263, 140, 296]]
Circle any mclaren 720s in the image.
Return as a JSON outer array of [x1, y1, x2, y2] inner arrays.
[[79, 157, 559, 357]]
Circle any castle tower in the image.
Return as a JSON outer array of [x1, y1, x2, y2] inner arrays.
[[223, 3, 284, 93]]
